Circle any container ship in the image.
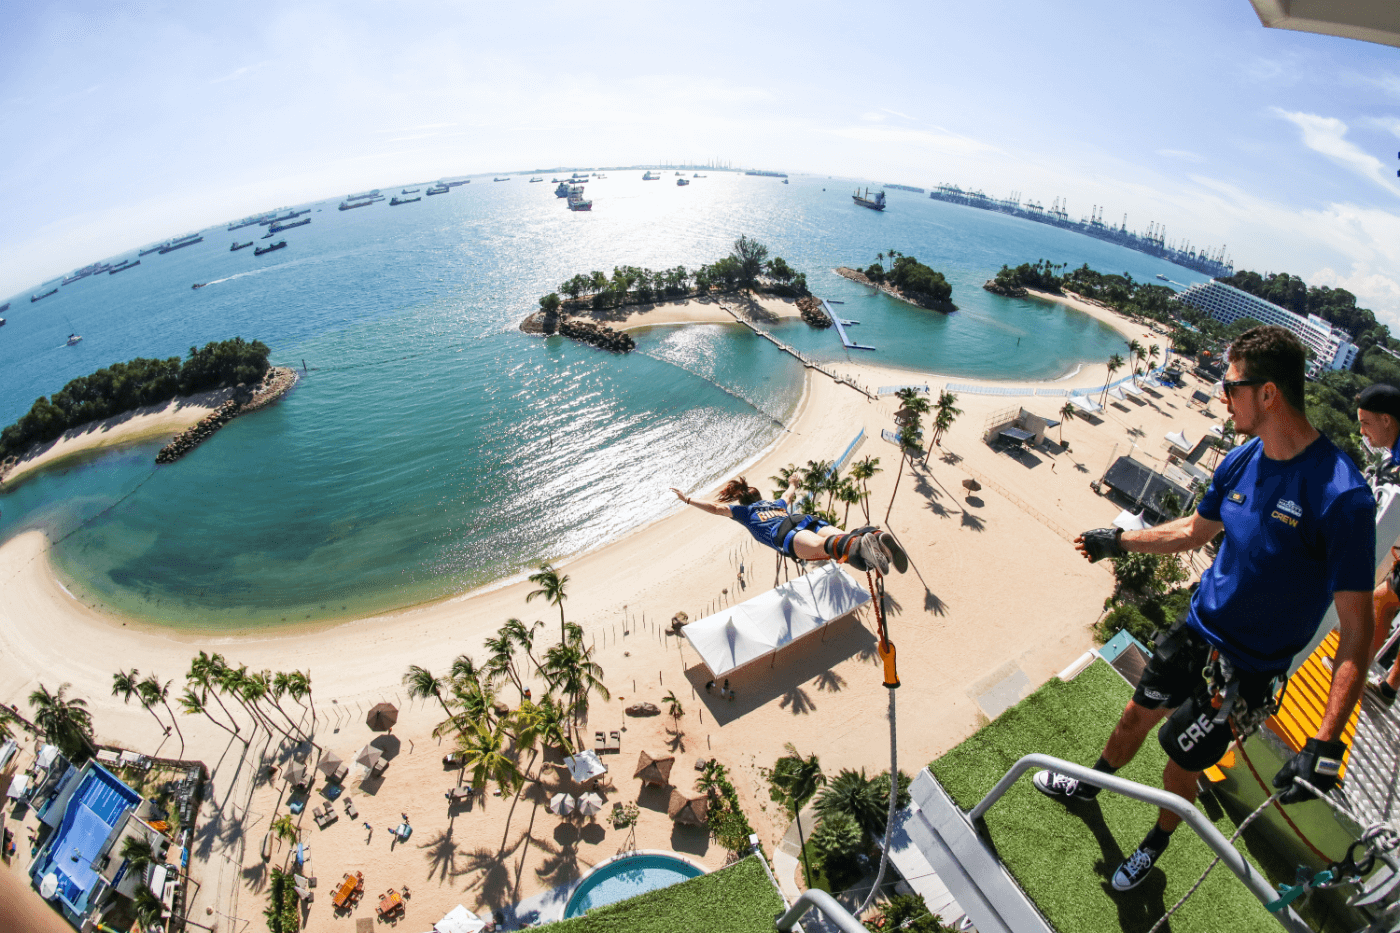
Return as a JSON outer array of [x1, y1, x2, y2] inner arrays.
[[402, 188, 421, 194], [338, 199, 376, 210], [31, 288, 58, 302], [158, 236, 204, 254], [425, 185, 450, 196], [263, 209, 310, 226], [269, 217, 311, 233], [254, 241, 286, 256], [107, 259, 140, 274], [231, 241, 253, 251], [390, 196, 421, 205], [852, 188, 887, 211]]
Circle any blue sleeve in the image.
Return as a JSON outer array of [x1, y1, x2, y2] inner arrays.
[[1198, 443, 1249, 522], [1325, 486, 1377, 594]]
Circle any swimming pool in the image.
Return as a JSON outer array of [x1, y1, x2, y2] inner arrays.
[[563, 852, 704, 918]]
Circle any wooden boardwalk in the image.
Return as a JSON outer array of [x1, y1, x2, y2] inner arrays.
[[719, 305, 875, 400]]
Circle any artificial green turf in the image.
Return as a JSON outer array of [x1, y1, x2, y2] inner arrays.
[[540, 855, 786, 933], [930, 661, 1284, 933]]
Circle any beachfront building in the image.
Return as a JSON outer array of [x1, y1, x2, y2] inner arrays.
[[26, 759, 174, 929], [1176, 280, 1360, 376]]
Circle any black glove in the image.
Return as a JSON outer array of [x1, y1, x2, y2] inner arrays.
[[1078, 527, 1125, 562], [1273, 737, 1347, 804]]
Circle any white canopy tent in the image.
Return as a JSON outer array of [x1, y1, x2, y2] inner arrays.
[[6, 774, 29, 799], [684, 562, 872, 677], [1165, 430, 1190, 452], [1112, 510, 1150, 532], [1120, 381, 1144, 396], [435, 905, 487, 933], [1107, 387, 1128, 403], [1066, 395, 1101, 414]]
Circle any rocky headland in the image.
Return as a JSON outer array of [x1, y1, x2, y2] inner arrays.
[[835, 266, 957, 313], [156, 366, 298, 464]]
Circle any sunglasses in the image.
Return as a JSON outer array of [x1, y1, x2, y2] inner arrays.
[[1218, 378, 1264, 399]]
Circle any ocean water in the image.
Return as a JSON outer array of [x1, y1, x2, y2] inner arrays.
[[0, 174, 1207, 629]]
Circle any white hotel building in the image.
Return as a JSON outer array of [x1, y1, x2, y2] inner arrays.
[[1176, 279, 1360, 375]]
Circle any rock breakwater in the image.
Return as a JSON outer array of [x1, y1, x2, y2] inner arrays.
[[155, 366, 298, 464], [797, 296, 832, 328], [558, 319, 635, 352]]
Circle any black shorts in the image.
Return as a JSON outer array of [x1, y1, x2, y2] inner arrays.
[[1135, 624, 1282, 772]]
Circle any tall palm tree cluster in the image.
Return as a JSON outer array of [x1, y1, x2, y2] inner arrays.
[[404, 570, 609, 799], [771, 455, 881, 528]]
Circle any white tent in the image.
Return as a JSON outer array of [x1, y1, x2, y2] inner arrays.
[[1107, 387, 1127, 402], [1121, 381, 1144, 396], [1066, 395, 1101, 414], [1112, 510, 1150, 532], [6, 774, 29, 799], [1165, 430, 1190, 452], [37, 745, 59, 770], [684, 562, 872, 677], [435, 905, 487, 933]]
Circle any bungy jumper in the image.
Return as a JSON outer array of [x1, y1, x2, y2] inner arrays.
[[673, 472, 907, 915], [670, 474, 908, 576]]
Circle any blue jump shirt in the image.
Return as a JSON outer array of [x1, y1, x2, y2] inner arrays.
[[728, 499, 825, 556], [1191, 434, 1375, 673]]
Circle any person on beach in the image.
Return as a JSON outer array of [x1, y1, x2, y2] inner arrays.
[[671, 473, 907, 575], [1035, 326, 1376, 892], [1353, 384, 1400, 704]]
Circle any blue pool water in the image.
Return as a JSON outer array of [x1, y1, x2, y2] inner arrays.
[[564, 852, 704, 917]]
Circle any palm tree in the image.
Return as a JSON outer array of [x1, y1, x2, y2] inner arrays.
[[283, 670, 315, 736], [769, 463, 801, 498], [1103, 353, 1125, 406], [179, 687, 243, 742], [696, 758, 729, 799], [188, 652, 240, 734], [662, 690, 683, 731], [120, 834, 157, 876], [1052, 400, 1075, 442], [849, 456, 881, 523], [1127, 339, 1144, 382], [237, 669, 294, 743], [929, 390, 962, 452], [1135, 344, 1149, 383], [1149, 343, 1161, 371], [271, 814, 299, 848], [262, 670, 307, 740], [815, 768, 890, 846], [835, 479, 862, 527], [403, 665, 454, 720], [526, 562, 571, 642], [541, 640, 610, 746], [768, 744, 826, 887], [457, 719, 522, 796], [484, 630, 526, 699], [139, 674, 184, 758], [28, 683, 95, 762], [132, 886, 164, 929], [219, 665, 271, 737], [113, 669, 167, 735], [503, 617, 544, 676]]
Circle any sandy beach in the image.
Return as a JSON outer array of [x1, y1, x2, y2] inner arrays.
[[0, 291, 1221, 930]]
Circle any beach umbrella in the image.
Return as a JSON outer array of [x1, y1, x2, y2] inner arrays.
[[634, 750, 675, 787], [354, 744, 382, 769], [961, 478, 981, 498], [317, 749, 344, 777], [435, 905, 487, 933], [564, 751, 607, 784], [366, 702, 398, 731], [549, 792, 576, 816], [39, 873, 59, 899], [576, 792, 604, 818], [667, 789, 709, 825], [283, 761, 308, 787]]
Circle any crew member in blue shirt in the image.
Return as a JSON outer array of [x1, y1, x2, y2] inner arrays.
[[1035, 325, 1376, 892], [1355, 383, 1400, 703]]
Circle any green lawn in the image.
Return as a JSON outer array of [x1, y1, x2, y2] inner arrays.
[[540, 855, 786, 933], [930, 661, 1290, 933]]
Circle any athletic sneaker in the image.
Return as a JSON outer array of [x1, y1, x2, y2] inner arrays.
[[859, 534, 890, 575], [1032, 769, 1098, 802], [1111, 843, 1164, 891], [1367, 671, 1397, 706], [878, 532, 909, 574]]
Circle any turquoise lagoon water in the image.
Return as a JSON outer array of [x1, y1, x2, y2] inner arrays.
[[563, 853, 704, 918], [0, 174, 1207, 629]]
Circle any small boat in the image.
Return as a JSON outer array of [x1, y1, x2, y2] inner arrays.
[[693, 173, 704, 178], [231, 241, 253, 251], [1157, 273, 1169, 281], [642, 171, 659, 180], [529, 177, 543, 182], [782, 179, 789, 184], [676, 178, 689, 186], [31, 288, 57, 302], [0, 318, 5, 326], [390, 196, 421, 205], [192, 283, 206, 290], [493, 177, 510, 182], [254, 240, 286, 256], [262, 231, 275, 238], [0, 303, 9, 313], [567, 196, 593, 211], [67, 333, 82, 345]]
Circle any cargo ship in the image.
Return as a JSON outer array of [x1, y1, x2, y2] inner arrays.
[[263, 209, 310, 226], [529, 177, 543, 183], [852, 187, 887, 211], [555, 181, 583, 198], [338, 199, 376, 210], [642, 171, 659, 180], [228, 211, 278, 231], [402, 188, 421, 194], [425, 185, 450, 196], [676, 178, 689, 186], [493, 177, 510, 182], [158, 236, 204, 253], [745, 170, 787, 178], [231, 241, 253, 251], [109, 260, 140, 273], [254, 241, 286, 256], [444, 179, 469, 187], [269, 217, 311, 233], [567, 195, 593, 211], [345, 189, 380, 201], [390, 196, 421, 205]]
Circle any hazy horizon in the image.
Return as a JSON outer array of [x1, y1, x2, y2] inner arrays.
[[3, 1, 1398, 323]]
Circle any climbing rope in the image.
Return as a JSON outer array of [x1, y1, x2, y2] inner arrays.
[[859, 569, 901, 916], [1231, 728, 1333, 864]]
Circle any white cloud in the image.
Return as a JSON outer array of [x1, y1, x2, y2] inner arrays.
[[1156, 149, 1205, 163], [1312, 266, 1400, 329], [1274, 109, 1400, 198], [826, 124, 1001, 157], [211, 63, 269, 84], [860, 112, 886, 122]]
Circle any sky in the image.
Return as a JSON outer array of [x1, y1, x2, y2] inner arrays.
[[2, 0, 1399, 324]]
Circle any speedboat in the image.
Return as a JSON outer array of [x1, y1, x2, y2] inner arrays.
[[67, 333, 82, 345]]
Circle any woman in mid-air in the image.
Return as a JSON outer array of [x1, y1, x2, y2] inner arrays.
[[671, 473, 906, 575]]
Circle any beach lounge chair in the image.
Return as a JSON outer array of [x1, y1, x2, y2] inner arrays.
[[370, 759, 389, 777], [608, 731, 622, 752], [344, 798, 358, 818], [331, 764, 349, 783]]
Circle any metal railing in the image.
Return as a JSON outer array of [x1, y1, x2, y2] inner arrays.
[[774, 888, 869, 933], [970, 754, 1311, 933]]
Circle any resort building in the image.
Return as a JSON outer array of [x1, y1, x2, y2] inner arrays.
[[1176, 280, 1360, 375]]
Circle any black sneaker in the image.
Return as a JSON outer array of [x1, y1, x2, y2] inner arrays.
[[1366, 671, 1397, 706], [1032, 769, 1097, 802], [878, 532, 908, 574], [1112, 843, 1164, 891], [859, 534, 890, 575]]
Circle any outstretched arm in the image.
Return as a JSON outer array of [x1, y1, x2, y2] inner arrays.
[[1075, 511, 1221, 562], [780, 474, 802, 507], [671, 487, 732, 517]]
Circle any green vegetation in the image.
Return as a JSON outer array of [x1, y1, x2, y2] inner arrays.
[[697, 758, 757, 852], [864, 893, 958, 932], [1, 337, 271, 461], [763, 743, 826, 886], [1093, 550, 1191, 644], [539, 856, 783, 933], [931, 661, 1288, 933], [863, 250, 954, 309], [546, 237, 808, 314], [28, 682, 95, 763], [991, 259, 1069, 294], [264, 867, 300, 933]]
